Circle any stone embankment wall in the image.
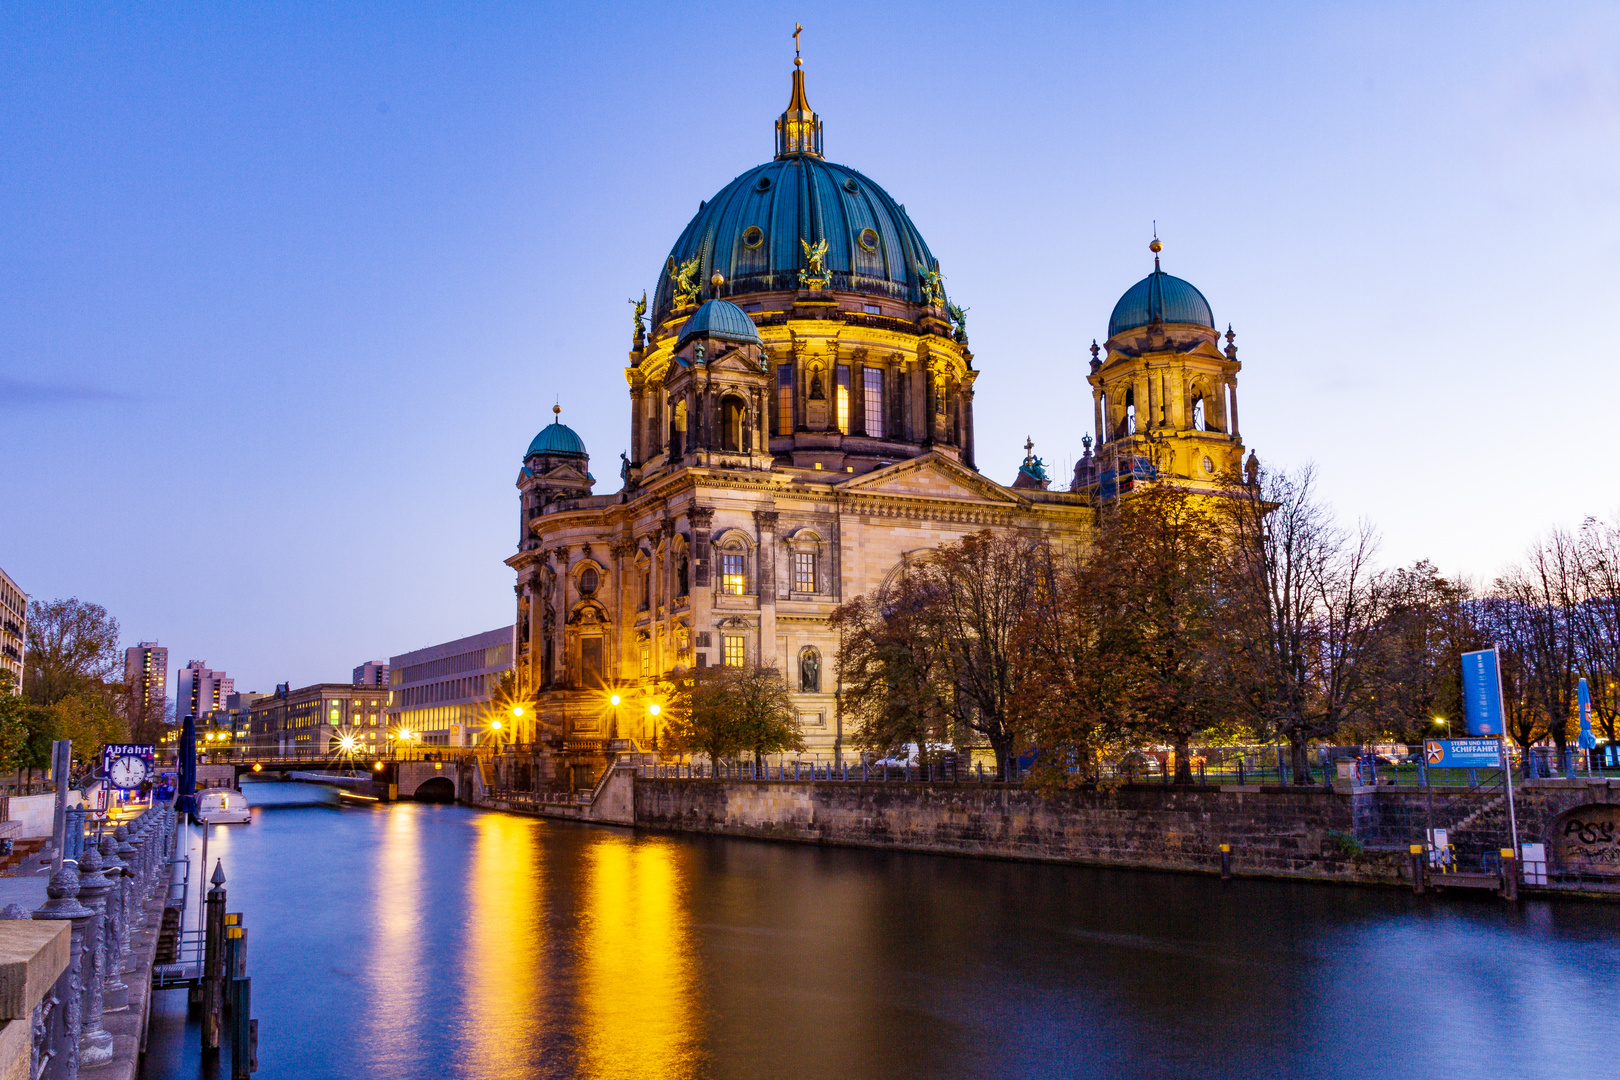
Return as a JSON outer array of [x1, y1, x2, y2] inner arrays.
[[632, 780, 1409, 883]]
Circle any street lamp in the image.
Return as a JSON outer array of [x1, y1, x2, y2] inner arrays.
[[1433, 716, 1451, 738], [647, 701, 661, 748]]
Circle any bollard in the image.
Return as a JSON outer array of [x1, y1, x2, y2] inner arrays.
[[1219, 844, 1232, 880], [1409, 845, 1427, 895], [203, 860, 227, 1053], [98, 834, 130, 1012], [1500, 849, 1519, 902], [75, 845, 114, 1066], [34, 865, 92, 1078], [228, 925, 253, 1079]]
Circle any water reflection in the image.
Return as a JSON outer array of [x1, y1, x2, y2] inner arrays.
[[461, 812, 543, 1079], [577, 835, 701, 1080], [142, 787, 1620, 1080]]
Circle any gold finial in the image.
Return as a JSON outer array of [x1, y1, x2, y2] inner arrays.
[[1149, 237, 1162, 254], [553, 403, 562, 419], [711, 272, 725, 292], [793, 23, 803, 67], [1150, 223, 1161, 270]]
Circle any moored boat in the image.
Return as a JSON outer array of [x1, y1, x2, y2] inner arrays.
[[196, 788, 252, 824]]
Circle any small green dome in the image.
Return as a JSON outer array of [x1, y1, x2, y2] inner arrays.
[[1108, 268, 1214, 338], [525, 417, 587, 460], [676, 298, 764, 350]]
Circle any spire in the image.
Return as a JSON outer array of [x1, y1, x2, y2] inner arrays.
[[775, 24, 824, 159], [1150, 226, 1162, 272]]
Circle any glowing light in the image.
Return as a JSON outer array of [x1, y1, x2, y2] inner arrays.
[[373, 761, 384, 772], [491, 720, 503, 732], [340, 736, 357, 752], [609, 695, 622, 707], [648, 703, 661, 717], [251, 763, 262, 773], [512, 706, 524, 718]]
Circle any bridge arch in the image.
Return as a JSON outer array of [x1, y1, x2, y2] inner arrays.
[[413, 776, 456, 803]]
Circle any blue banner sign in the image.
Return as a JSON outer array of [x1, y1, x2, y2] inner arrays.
[[1461, 648, 1505, 736], [1423, 738, 1502, 768]]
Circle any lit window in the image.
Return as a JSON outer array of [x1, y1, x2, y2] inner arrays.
[[863, 369, 884, 438], [794, 551, 816, 592], [641, 649, 651, 677], [836, 365, 850, 433], [724, 635, 745, 667], [721, 552, 746, 595], [777, 365, 794, 435]]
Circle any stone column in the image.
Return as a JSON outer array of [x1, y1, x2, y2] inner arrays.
[[33, 866, 91, 1079], [754, 510, 779, 666], [98, 835, 129, 1012], [1228, 377, 1240, 437], [1092, 387, 1104, 445], [74, 846, 113, 1066], [963, 386, 977, 470]]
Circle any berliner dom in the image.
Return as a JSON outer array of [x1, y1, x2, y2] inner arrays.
[[503, 43, 1252, 777]]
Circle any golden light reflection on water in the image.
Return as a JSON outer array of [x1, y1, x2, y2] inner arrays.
[[371, 805, 424, 1045], [577, 836, 702, 1080], [463, 811, 542, 1078]]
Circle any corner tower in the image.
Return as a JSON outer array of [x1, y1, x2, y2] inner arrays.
[[1082, 239, 1245, 495]]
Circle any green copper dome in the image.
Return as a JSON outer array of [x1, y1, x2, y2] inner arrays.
[[525, 418, 587, 460], [650, 67, 940, 330], [1108, 268, 1215, 338], [676, 298, 764, 350]]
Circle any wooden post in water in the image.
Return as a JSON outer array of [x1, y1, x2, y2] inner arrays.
[[1500, 848, 1519, 902], [1409, 845, 1426, 895], [202, 860, 227, 1053], [1219, 844, 1232, 881]]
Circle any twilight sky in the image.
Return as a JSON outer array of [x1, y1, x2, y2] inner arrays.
[[2, 1, 1618, 695]]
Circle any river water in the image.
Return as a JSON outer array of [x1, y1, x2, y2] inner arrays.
[[143, 782, 1618, 1080]]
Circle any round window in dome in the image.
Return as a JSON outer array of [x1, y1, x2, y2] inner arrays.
[[742, 225, 764, 249], [755, 176, 772, 192], [579, 568, 599, 595], [858, 228, 879, 252], [843, 178, 859, 193]]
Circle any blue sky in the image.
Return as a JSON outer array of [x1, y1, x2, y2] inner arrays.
[[3, 2, 1618, 694]]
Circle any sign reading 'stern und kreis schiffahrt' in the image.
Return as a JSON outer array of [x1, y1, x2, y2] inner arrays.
[[1423, 739, 1502, 768]]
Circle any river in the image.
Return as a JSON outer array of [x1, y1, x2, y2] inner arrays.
[[141, 782, 1618, 1080]]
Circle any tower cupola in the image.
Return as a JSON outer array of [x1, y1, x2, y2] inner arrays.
[[775, 24, 823, 159]]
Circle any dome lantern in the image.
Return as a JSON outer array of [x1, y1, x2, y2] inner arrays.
[[776, 25, 823, 159]]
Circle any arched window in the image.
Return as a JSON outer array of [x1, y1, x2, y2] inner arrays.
[[1124, 388, 1136, 435], [721, 396, 746, 452], [720, 547, 747, 595], [1190, 394, 1204, 431], [578, 567, 599, 596]]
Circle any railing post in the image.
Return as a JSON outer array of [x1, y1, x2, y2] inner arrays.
[[33, 865, 92, 1080], [203, 860, 227, 1053], [74, 845, 114, 1066], [97, 834, 130, 1012]]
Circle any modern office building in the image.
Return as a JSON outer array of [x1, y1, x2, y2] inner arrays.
[[203, 690, 267, 748], [177, 660, 234, 721], [352, 661, 389, 688], [124, 642, 169, 716], [386, 627, 513, 748], [0, 566, 24, 692], [249, 683, 389, 755]]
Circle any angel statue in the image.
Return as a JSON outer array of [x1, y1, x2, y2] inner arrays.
[[919, 262, 944, 307], [668, 255, 702, 309], [629, 292, 647, 341], [799, 237, 831, 290], [946, 301, 969, 346]]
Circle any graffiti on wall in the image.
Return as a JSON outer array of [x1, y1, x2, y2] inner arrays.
[[1549, 804, 1620, 873]]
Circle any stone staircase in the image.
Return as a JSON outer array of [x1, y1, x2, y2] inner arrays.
[[1451, 793, 1508, 835]]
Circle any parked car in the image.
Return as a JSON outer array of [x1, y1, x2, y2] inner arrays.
[[874, 743, 956, 768]]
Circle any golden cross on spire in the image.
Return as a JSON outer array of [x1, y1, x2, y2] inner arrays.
[[793, 23, 803, 66]]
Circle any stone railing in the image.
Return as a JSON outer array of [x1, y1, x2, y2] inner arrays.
[[0, 802, 177, 1080]]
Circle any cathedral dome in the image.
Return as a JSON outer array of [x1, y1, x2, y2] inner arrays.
[[525, 415, 587, 460], [650, 66, 940, 330], [1108, 268, 1215, 338], [676, 298, 764, 350]]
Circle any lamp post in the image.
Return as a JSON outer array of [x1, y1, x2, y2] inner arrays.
[[608, 694, 621, 744], [1433, 716, 1450, 739], [647, 702, 661, 750]]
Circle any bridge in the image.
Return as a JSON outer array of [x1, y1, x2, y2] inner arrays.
[[173, 751, 464, 803]]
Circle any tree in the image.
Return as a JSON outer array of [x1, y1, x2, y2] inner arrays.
[[1219, 463, 1390, 783], [23, 598, 121, 706], [1359, 562, 1485, 743], [830, 569, 956, 769], [1497, 530, 1582, 754], [49, 692, 127, 765], [1573, 514, 1620, 742], [663, 665, 802, 768], [0, 671, 36, 780], [1087, 484, 1229, 783], [918, 531, 1047, 780]]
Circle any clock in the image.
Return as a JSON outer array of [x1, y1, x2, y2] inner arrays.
[[103, 744, 155, 791]]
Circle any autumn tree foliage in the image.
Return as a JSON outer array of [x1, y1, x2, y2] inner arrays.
[[662, 664, 803, 769]]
